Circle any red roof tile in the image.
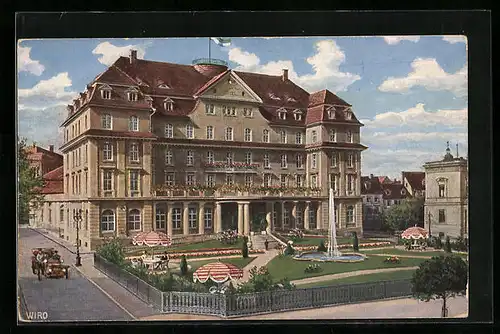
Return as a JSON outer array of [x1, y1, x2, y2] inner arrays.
[[41, 180, 63, 194], [361, 176, 384, 195], [308, 89, 351, 108], [151, 97, 197, 117], [194, 69, 231, 96], [402, 172, 426, 191], [43, 166, 63, 180], [93, 65, 138, 86], [381, 183, 411, 200]]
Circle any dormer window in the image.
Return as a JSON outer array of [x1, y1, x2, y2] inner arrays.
[[327, 106, 336, 119], [277, 108, 287, 120], [158, 83, 170, 89], [401, 189, 407, 196], [102, 90, 111, 100], [287, 96, 297, 102], [269, 93, 281, 101], [145, 95, 153, 107], [345, 107, 352, 120], [243, 108, 253, 117], [293, 110, 302, 121], [385, 189, 391, 196], [164, 98, 174, 111], [126, 87, 139, 102]]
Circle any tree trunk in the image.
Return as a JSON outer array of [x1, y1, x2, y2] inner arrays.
[[441, 296, 448, 318]]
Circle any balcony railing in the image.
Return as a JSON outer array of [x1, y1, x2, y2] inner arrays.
[[153, 185, 322, 198]]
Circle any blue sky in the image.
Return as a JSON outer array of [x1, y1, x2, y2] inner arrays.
[[17, 36, 467, 179]]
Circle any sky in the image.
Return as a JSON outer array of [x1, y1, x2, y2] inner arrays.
[[17, 36, 467, 180]]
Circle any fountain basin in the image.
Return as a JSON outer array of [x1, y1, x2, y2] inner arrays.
[[293, 251, 366, 263]]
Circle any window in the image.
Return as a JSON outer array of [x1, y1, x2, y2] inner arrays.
[[439, 209, 446, 223], [296, 174, 303, 187], [101, 114, 112, 129], [263, 154, 270, 168], [346, 205, 354, 225], [165, 150, 173, 165], [347, 153, 354, 167], [186, 173, 195, 185], [84, 171, 88, 194], [223, 106, 236, 116], [101, 89, 111, 100], [330, 129, 336, 142], [439, 184, 446, 197], [59, 209, 64, 222], [129, 143, 139, 162], [280, 154, 287, 168], [296, 154, 303, 169], [127, 209, 141, 230], [129, 116, 139, 131], [296, 209, 303, 227], [206, 126, 214, 140], [156, 207, 166, 229], [130, 170, 139, 192], [103, 142, 113, 161], [172, 208, 181, 229], [225, 127, 233, 141], [128, 91, 138, 102], [185, 124, 194, 139], [347, 174, 355, 193], [263, 174, 271, 187], [330, 174, 338, 191], [311, 154, 317, 169], [374, 197, 379, 203], [186, 151, 194, 166], [206, 174, 215, 187], [295, 132, 303, 144], [294, 111, 302, 121], [345, 107, 352, 120], [48, 209, 52, 223], [346, 130, 353, 143], [330, 152, 337, 167], [245, 175, 253, 187], [206, 151, 214, 164], [231, 107, 236, 116], [280, 130, 287, 144], [244, 152, 252, 164], [278, 110, 287, 120], [165, 124, 173, 138], [243, 108, 253, 117], [101, 210, 115, 232], [283, 208, 289, 226], [262, 129, 270, 143], [85, 145, 88, 163], [226, 152, 234, 165], [164, 99, 174, 111], [327, 107, 336, 119], [225, 174, 234, 185], [204, 208, 213, 228], [205, 104, 215, 115], [188, 208, 197, 228], [311, 175, 318, 188], [165, 173, 175, 185], [311, 130, 318, 143], [280, 174, 288, 187], [244, 128, 252, 142]]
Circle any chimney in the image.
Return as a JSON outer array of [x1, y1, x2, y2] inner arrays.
[[282, 68, 288, 81], [130, 49, 138, 64], [456, 143, 459, 158], [49, 145, 54, 152]]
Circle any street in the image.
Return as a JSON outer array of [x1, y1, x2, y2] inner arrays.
[[18, 227, 133, 322]]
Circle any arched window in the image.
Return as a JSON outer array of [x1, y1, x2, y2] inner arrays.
[[128, 209, 141, 231], [346, 205, 355, 224], [155, 206, 166, 230], [129, 116, 139, 131], [101, 210, 115, 232]]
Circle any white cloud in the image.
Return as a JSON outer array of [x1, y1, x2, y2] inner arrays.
[[365, 131, 468, 145], [18, 105, 66, 152], [361, 103, 467, 128], [92, 41, 151, 66], [228, 40, 361, 93], [442, 35, 466, 44], [383, 36, 420, 45], [17, 45, 45, 76], [18, 72, 77, 109], [378, 58, 467, 97]]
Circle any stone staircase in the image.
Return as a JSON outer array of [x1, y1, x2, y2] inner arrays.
[[250, 233, 279, 251]]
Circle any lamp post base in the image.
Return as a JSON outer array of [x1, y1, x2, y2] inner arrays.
[[75, 255, 82, 267]]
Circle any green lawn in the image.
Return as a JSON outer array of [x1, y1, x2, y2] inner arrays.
[[362, 248, 468, 258], [298, 269, 416, 288], [125, 238, 243, 256], [188, 256, 257, 271], [266, 254, 425, 281], [285, 236, 388, 246]]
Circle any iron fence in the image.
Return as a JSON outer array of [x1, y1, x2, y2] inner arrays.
[[94, 253, 413, 317]]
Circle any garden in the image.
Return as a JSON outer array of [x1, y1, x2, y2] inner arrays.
[[299, 269, 417, 288]]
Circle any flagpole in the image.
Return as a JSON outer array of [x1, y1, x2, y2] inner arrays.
[[208, 37, 211, 62]]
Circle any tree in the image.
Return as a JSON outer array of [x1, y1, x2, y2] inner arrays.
[[180, 255, 188, 276], [444, 236, 452, 253], [411, 255, 468, 317], [381, 197, 425, 232], [317, 240, 327, 252], [96, 237, 126, 266], [352, 232, 359, 252], [18, 138, 46, 224], [242, 236, 249, 258]]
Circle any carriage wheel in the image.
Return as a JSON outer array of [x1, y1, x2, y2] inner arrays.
[[65, 270, 69, 279]]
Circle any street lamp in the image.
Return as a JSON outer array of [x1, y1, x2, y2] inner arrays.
[[73, 209, 83, 267]]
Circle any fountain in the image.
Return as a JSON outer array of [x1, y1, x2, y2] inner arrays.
[[293, 188, 366, 262]]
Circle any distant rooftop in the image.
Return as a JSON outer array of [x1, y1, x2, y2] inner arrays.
[[192, 58, 228, 67]]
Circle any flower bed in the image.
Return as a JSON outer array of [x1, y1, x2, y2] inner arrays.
[[294, 241, 391, 251], [383, 256, 401, 264], [127, 248, 265, 260], [304, 263, 323, 274]]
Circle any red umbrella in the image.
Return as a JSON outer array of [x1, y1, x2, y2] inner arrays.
[[132, 231, 172, 247], [193, 261, 244, 284], [401, 226, 429, 240]]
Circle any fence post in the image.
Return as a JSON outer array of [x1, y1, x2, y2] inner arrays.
[[311, 288, 314, 308], [383, 281, 387, 298]]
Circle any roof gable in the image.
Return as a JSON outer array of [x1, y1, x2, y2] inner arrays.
[[195, 71, 263, 103]]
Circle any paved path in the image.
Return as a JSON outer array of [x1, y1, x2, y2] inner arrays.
[[291, 266, 419, 285], [239, 249, 280, 281], [18, 228, 134, 322], [140, 296, 467, 320]]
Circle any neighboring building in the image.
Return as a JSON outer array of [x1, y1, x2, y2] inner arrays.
[[401, 171, 425, 197], [25, 144, 63, 177], [423, 142, 468, 238], [380, 182, 410, 208], [361, 174, 384, 231], [377, 176, 394, 184], [31, 50, 368, 250]]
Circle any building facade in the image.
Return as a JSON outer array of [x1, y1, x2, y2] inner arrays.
[[361, 175, 384, 231], [423, 143, 468, 238], [25, 144, 63, 177], [32, 50, 367, 250], [401, 171, 425, 197]]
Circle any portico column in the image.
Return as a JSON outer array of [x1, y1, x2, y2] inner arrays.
[[152, 202, 157, 231], [243, 202, 250, 235], [338, 202, 344, 229], [198, 202, 205, 235], [183, 202, 189, 235], [167, 204, 173, 237], [215, 202, 222, 233], [316, 201, 322, 230], [265, 202, 273, 232], [304, 201, 310, 230], [237, 202, 244, 235], [281, 201, 285, 230]]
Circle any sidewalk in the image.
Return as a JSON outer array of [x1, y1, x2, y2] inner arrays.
[[240, 249, 280, 281], [29, 227, 93, 255]]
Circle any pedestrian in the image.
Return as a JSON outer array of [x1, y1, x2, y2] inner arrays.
[[264, 239, 269, 250]]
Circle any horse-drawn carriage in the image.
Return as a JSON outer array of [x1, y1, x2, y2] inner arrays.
[[31, 248, 69, 280]]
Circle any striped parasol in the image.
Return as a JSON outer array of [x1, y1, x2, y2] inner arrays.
[[132, 231, 172, 247], [401, 226, 429, 240], [193, 260, 244, 284]]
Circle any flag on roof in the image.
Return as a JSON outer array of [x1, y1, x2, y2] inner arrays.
[[211, 37, 232, 47]]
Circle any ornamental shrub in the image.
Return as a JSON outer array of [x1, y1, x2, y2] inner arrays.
[[317, 240, 327, 252], [284, 243, 295, 256], [180, 255, 188, 276], [242, 236, 249, 258], [435, 236, 443, 249], [96, 237, 125, 267], [444, 236, 452, 253], [352, 232, 359, 252]]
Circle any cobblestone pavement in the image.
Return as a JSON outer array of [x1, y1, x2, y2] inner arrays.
[[18, 228, 133, 322]]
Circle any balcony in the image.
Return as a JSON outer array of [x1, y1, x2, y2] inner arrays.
[[204, 162, 260, 174]]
